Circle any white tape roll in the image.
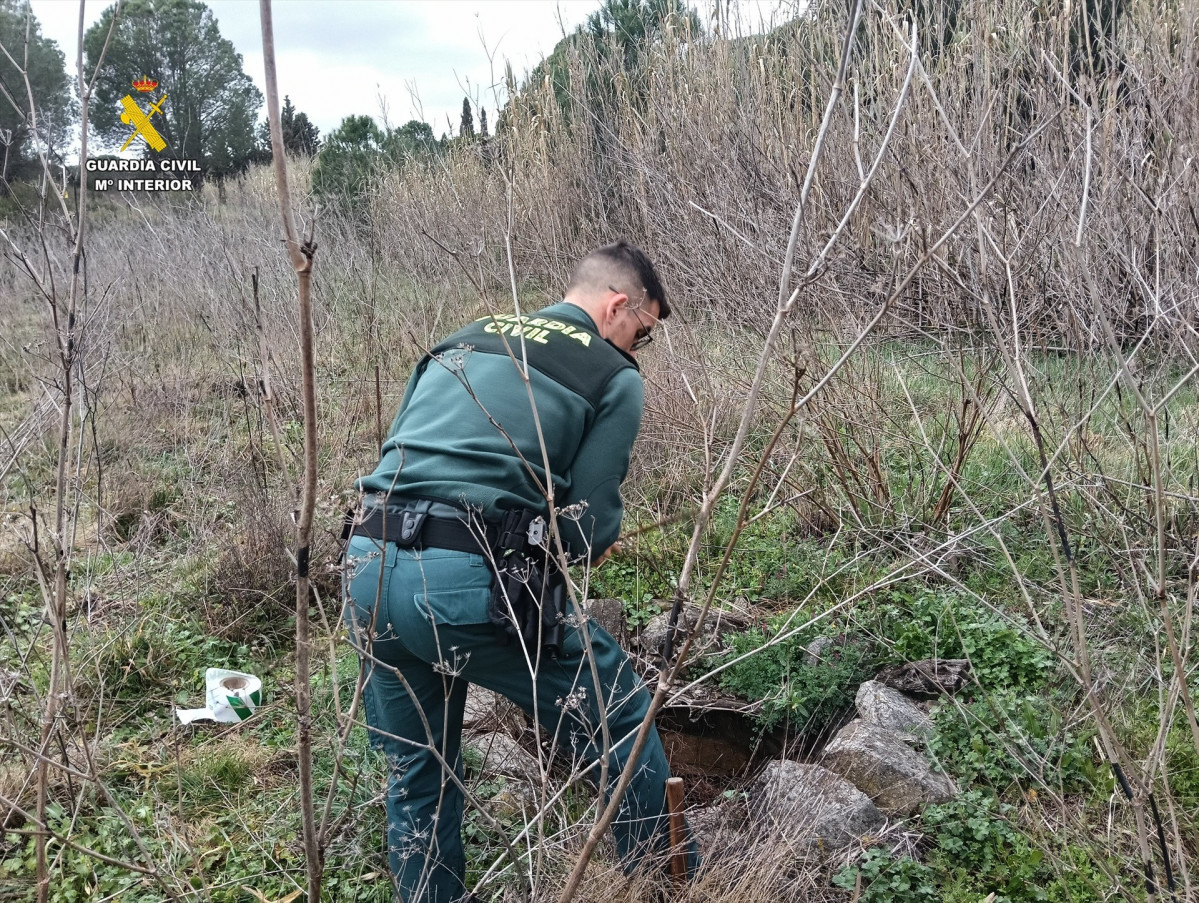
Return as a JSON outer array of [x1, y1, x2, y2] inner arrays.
[[176, 668, 263, 724]]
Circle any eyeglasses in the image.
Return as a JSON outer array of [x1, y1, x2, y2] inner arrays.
[[611, 285, 655, 352], [629, 306, 656, 352]]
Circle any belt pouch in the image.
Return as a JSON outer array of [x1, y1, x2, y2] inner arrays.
[[489, 555, 529, 646], [488, 551, 568, 659], [539, 565, 567, 658]]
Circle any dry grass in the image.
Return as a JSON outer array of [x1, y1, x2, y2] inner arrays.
[[1, 0, 1198, 899]]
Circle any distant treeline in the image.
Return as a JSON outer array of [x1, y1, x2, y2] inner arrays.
[[0, 0, 694, 199]]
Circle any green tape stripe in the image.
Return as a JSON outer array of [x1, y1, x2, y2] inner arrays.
[[227, 695, 254, 720]]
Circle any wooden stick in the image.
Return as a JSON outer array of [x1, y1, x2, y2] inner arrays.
[[666, 777, 686, 884]]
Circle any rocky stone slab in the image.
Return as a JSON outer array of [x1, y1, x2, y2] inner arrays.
[[582, 597, 627, 640], [462, 686, 525, 735], [855, 680, 933, 743], [821, 719, 955, 816], [750, 760, 886, 851], [462, 686, 499, 732], [637, 603, 752, 657], [466, 731, 543, 783], [874, 658, 971, 697]]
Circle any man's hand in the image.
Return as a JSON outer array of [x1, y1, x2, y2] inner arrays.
[[593, 540, 621, 567]]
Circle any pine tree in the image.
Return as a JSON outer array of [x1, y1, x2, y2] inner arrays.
[[281, 95, 320, 156], [459, 97, 474, 140], [0, 0, 72, 188]]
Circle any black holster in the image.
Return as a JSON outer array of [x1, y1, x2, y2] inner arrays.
[[487, 508, 568, 659]]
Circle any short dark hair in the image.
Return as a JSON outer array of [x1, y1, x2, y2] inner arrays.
[[567, 240, 671, 320]]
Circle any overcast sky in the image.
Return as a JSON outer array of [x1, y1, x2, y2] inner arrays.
[[28, 0, 795, 144]]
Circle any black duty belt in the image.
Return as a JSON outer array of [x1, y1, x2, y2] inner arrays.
[[347, 503, 500, 555], [344, 500, 568, 657]]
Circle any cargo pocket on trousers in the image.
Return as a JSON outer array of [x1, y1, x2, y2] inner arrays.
[[415, 587, 493, 626]]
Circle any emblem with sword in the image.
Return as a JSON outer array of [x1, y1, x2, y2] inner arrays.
[[120, 77, 168, 152]]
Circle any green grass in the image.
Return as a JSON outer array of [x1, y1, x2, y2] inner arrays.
[[927, 690, 1104, 796], [869, 586, 1055, 691], [834, 790, 1125, 903], [0, 639, 395, 903], [715, 621, 874, 734]]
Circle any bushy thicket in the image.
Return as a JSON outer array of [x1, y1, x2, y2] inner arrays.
[[355, 0, 1197, 343]]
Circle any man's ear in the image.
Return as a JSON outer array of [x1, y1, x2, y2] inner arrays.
[[601, 289, 627, 327]]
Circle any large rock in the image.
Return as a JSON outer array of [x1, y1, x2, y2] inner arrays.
[[462, 686, 498, 732], [802, 635, 836, 666], [637, 603, 751, 658], [821, 720, 955, 816], [582, 597, 627, 640], [484, 783, 539, 819], [874, 659, 971, 697], [749, 760, 886, 852], [855, 680, 933, 743], [462, 686, 524, 735], [466, 731, 543, 783]]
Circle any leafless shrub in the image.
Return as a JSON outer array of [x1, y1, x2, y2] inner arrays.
[[207, 478, 295, 639]]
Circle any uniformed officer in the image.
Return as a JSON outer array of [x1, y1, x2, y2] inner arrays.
[[344, 241, 697, 902]]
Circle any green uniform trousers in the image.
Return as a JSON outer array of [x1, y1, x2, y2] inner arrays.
[[344, 534, 696, 903]]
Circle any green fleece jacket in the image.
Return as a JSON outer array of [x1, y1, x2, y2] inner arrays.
[[357, 302, 643, 560]]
